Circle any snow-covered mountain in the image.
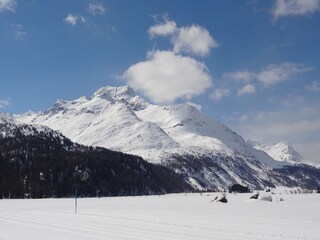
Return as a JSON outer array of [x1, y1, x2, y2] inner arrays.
[[247, 140, 303, 164], [15, 87, 182, 162], [15, 86, 278, 163], [14, 86, 318, 190]]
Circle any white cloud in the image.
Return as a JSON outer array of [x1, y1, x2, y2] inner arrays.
[[223, 71, 256, 82], [64, 14, 77, 26], [225, 63, 312, 86], [173, 25, 219, 57], [122, 50, 212, 104], [148, 18, 218, 57], [0, 0, 15, 12], [237, 84, 256, 96], [272, 0, 320, 19], [257, 63, 312, 86], [306, 81, 320, 92], [148, 20, 177, 38], [64, 14, 86, 26], [210, 88, 230, 101], [15, 30, 26, 38], [0, 99, 10, 108], [12, 23, 26, 38], [87, 2, 106, 16]]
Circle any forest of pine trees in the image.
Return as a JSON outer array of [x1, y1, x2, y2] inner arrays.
[[0, 126, 191, 199]]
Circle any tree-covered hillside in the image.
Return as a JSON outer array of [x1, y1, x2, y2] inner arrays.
[[0, 123, 190, 198]]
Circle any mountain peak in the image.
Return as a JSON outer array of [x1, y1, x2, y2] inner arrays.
[[90, 85, 148, 111], [92, 85, 135, 100], [276, 141, 291, 147], [248, 140, 304, 163], [273, 141, 303, 162]]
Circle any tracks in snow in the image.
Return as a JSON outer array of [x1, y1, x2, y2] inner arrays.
[[0, 210, 312, 240]]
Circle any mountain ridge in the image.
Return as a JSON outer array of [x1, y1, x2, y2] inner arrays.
[[15, 86, 281, 165], [13, 85, 319, 190]]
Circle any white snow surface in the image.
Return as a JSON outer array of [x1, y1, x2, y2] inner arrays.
[[14, 85, 283, 168], [0, 193, 319, 240]]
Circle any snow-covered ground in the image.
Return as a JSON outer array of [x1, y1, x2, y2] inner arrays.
[[0, 192, 319, 240]]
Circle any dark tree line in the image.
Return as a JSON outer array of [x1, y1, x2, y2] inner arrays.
[[0, 127, 191, 199], [272, 164, 320, 190], [229, 184, 250, 193]]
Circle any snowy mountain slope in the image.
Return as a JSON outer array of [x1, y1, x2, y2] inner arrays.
[[0, 113, 65, 141], [17, 86, 281, 164], [134, 103, 283, 168], [15, 85, 316, 189], [16, 88, 184, 163], [247, 140, 303, 164]]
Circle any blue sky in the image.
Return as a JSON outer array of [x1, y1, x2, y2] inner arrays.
[[0, 0, 320, 162]]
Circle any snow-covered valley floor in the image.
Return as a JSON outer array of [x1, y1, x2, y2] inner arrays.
[[0, 192, 319, 240]]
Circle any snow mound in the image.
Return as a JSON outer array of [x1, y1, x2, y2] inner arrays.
[[259, 194, 273, 202]]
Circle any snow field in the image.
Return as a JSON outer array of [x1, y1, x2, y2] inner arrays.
[[0, 193, 319, 240]]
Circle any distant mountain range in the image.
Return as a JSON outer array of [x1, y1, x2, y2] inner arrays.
[[247, 140, 303, 164], [7, 85, 319, 191]]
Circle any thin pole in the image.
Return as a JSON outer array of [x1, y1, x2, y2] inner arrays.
[[75, 188, 78, 214]]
